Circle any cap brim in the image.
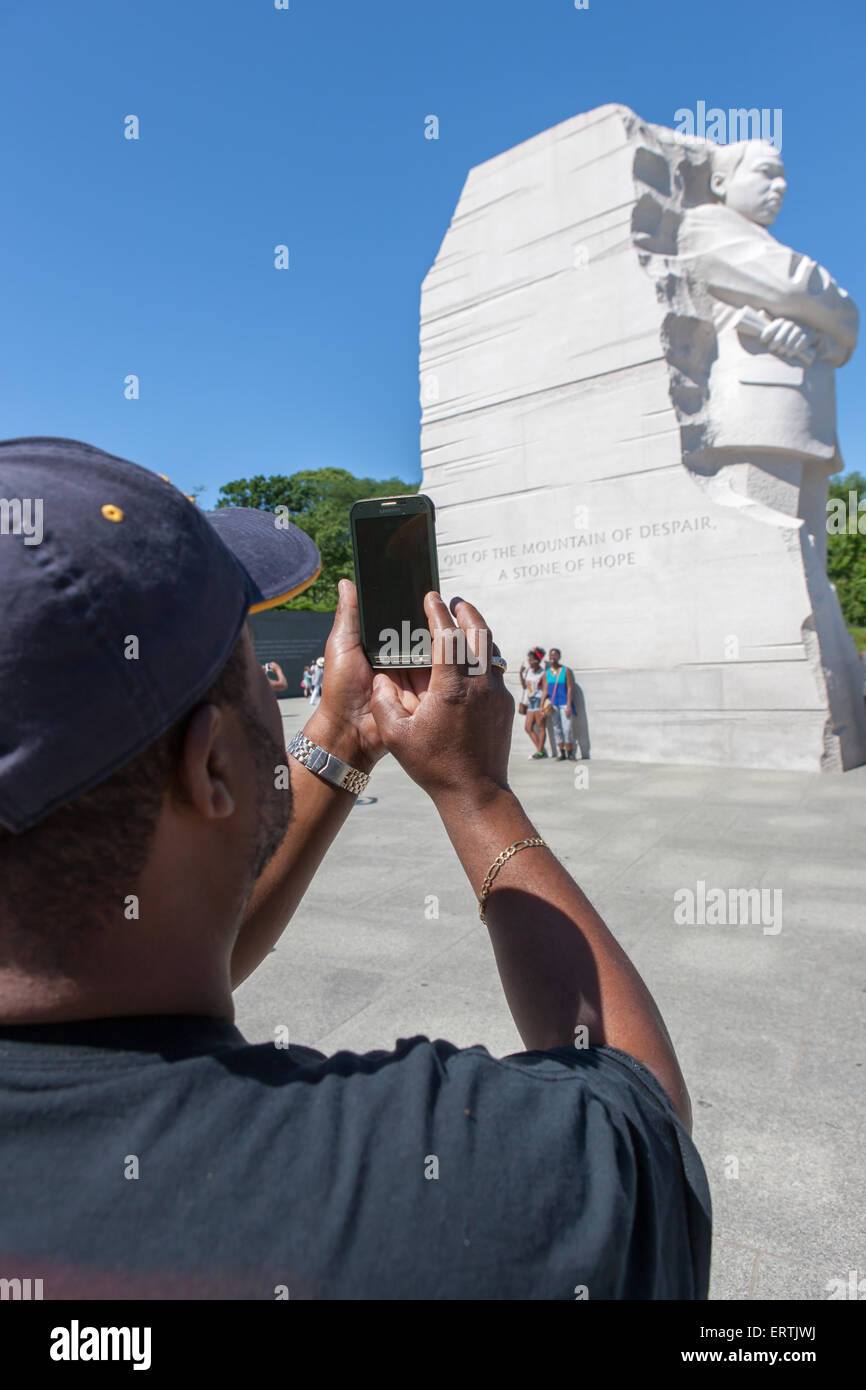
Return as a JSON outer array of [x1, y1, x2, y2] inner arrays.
[[204, 507, 322, 612]]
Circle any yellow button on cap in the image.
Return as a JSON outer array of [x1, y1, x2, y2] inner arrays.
[[101, 504, 125, 523]]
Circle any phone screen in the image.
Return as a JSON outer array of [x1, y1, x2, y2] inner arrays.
[[354, 510, 435, 661]]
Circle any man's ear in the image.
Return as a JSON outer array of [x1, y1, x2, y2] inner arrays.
[[710, 170, 727, 199], [175, 704, 236, 821]]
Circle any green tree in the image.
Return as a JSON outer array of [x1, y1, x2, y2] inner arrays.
[[216, 468, 419, 610], [827, 471, 866, 641]]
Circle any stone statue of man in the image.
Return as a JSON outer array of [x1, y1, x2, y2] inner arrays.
[[676, 139, 858, 543], [672, 135, 864, 767]]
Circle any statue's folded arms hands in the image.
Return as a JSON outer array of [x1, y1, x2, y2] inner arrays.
[[678, 204, 858, 358]]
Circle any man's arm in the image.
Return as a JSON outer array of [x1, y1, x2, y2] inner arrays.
[[230, 582, 383, 988], [434, 781, 691, 1129], [371, 594, 692, 1131], [231, 704, 372, 987], [264, 661, 288, 693]]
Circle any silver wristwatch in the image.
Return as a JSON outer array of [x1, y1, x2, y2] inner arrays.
[[287, 730, 370, 796]]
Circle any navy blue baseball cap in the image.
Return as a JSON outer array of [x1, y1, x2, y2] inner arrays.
[[0, 437, 322, 834]]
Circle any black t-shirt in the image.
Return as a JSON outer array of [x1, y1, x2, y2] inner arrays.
[[0, 1017, 711, 1299]]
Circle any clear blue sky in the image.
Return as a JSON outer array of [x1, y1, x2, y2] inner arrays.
[[3, 0, 864, 508]]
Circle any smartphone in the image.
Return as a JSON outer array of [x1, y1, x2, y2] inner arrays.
[[350, 494, 440, 668]]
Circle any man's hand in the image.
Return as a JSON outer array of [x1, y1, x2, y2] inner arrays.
[[370, 592, 514, 806], [309, 578, 384, 769], [263, 660, 287, 693], [309, 578, 438, 771]]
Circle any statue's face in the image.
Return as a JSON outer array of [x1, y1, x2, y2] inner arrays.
[[718, 146, 787, 226]]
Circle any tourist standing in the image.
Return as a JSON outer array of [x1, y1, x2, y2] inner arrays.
[[518, 647, 548, 758], [309, 656, 324, 708], [544, 648, 575, 760]]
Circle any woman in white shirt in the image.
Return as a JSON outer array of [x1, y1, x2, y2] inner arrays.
[[518, 647, 548, 758]]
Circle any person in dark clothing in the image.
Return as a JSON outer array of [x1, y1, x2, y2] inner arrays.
[[0, 438, 710, 1300]]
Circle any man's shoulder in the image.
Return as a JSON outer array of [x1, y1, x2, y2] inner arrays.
[[104, 1026, 698, 1189], [242, 1037, 710, 1300], [224, 1032, 675, 1114], [272, 1033, 683, 1128], [457, 1040, 681, 1127], [0, 1020, 678, 1133]]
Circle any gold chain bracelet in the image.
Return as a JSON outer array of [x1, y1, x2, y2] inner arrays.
[[478, 838, 548, 924]]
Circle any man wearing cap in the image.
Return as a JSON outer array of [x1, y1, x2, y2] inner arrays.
[[0, 438, 710, 1300]]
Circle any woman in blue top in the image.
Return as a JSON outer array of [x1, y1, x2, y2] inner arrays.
[[544, 647, 575, 760]]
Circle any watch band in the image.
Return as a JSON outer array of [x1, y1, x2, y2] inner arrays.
[[287, 730, 370, 796]]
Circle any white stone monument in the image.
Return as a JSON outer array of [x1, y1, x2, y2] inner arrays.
[[419, 103, 866, 772]]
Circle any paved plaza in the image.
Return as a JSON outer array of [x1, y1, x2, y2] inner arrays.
[[234, 695, 866, 1301]]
